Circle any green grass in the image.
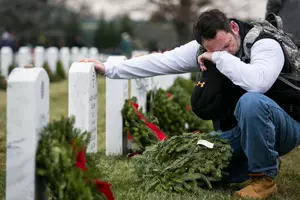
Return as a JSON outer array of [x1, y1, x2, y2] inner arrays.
[[1, 79, 300, 200]]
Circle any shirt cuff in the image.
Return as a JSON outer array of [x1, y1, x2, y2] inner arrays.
[[211, 51, 227, 63], [103, 62, 112, 76]]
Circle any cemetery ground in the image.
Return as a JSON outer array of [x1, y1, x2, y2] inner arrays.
[[0, 78, 300, 200]]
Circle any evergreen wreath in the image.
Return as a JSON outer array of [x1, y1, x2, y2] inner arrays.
[[122, 97, 167, 152], [146, 88, 187, 137], [122, 77, 233, 193], [146, 77, 213, 137], [165, 88, 208, 133], [123, 77, 213, 152], [36, 116, 114, 200], [132, 132, 233, 193]]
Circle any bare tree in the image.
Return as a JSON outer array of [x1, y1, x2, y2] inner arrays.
[[148, 0, 212, 44], [0, 0, 73, 43], [0, 0, 52, 34], [0, 0, 91, 46]]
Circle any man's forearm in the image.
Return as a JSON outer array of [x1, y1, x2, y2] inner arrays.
[[211, 39, 284, 93], [104, 40, 200, 79]]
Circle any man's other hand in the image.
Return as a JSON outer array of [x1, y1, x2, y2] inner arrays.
[[197, 52, 213, 71]]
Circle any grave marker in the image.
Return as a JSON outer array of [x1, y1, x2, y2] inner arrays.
[[131, 78, 150, 111], [0, 47, 13, 78], [89, 47, 98, 60], [60, 47, 70, 76], [68, 62, 98, 153], [46, 47, 58, 74], [79, 47, 89, 60], [34, 46, 45, 68], [71, 47, 79, 63], [105, 56, 129, 156], [17, 47, 31, 68], [6, 66, 49, 200]]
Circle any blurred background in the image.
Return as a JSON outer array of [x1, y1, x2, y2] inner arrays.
[[0, 0, 269, 55]]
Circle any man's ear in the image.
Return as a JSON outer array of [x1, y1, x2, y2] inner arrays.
[[230, 21, 239, 34]]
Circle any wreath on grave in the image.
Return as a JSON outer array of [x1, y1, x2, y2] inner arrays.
[[145, 80, 212, 137], [36, 116, 114, 200], [122, 77, 213, 152], [122, 77, 233, 192], [166, 78, 212, 133], [122, 97, 168, 153], [132, 132, 233, 193], [146, 89, 187, 137]]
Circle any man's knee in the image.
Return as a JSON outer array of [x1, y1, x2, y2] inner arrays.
[[234, 92, 268, 118]]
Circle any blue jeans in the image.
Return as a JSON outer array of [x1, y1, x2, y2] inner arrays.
[[217, 92, 300, 184]]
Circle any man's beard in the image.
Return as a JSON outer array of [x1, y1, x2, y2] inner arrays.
[[233, 34, 242, 56]]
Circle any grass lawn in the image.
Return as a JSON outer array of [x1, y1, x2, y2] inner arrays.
[[1, 78, 300, 200]]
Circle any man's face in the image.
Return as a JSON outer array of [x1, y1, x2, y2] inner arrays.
[[202, 21, 241, 55]]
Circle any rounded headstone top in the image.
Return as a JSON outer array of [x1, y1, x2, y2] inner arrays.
[[71, 47, 79, 53], [69, 62, 95, 73], [24, 64, 34, 68], [1, 46, 13, 53], [60, 47, 70, 53], [34, 46, 45, 52], [19, 46, 30, 53]]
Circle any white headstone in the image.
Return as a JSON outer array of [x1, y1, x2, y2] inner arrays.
[[71, 47, 80, 63], [98, 53, 108, 62], [17, 47, 31, 68], [89, 47, 99, 60], [0, 47, 13, 78], [60, 47, 70, 76], [68, 62, 98, 153], [129, 50, 151, 110], [156, 74, 179, 90], [149, 76, 160, 92], [105, 56, 128, 156], [131, 78, 151, 111], [46, 47, 59, 74], [34, 46, 45, 68], [79, 47, 89, 60], [6, 66, 49, 200]]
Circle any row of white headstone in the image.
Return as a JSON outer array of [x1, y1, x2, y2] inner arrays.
[[0, 46, 109, 78], [6, 54, 191, 199]]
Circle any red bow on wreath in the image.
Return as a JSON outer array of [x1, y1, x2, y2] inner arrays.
[[131, 102, 168, 141], [72, 140, 114, 200]]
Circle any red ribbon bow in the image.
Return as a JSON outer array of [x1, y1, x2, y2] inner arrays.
[[72, 140, 114, 200], [131, 102, 168, 141], [94, 180, 114, 200]]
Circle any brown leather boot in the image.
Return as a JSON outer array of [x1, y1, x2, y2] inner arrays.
[[234, 173, 278, 199]]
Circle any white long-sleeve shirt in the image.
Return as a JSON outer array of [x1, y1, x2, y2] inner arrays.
[[104, 38, 285, 93]]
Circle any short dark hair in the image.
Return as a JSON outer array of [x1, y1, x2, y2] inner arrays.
[[193, 9, 231, 45]]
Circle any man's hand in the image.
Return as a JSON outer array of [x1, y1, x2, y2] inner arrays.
[[79, 58, 105, 75], [197, 52, 213, 71]]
